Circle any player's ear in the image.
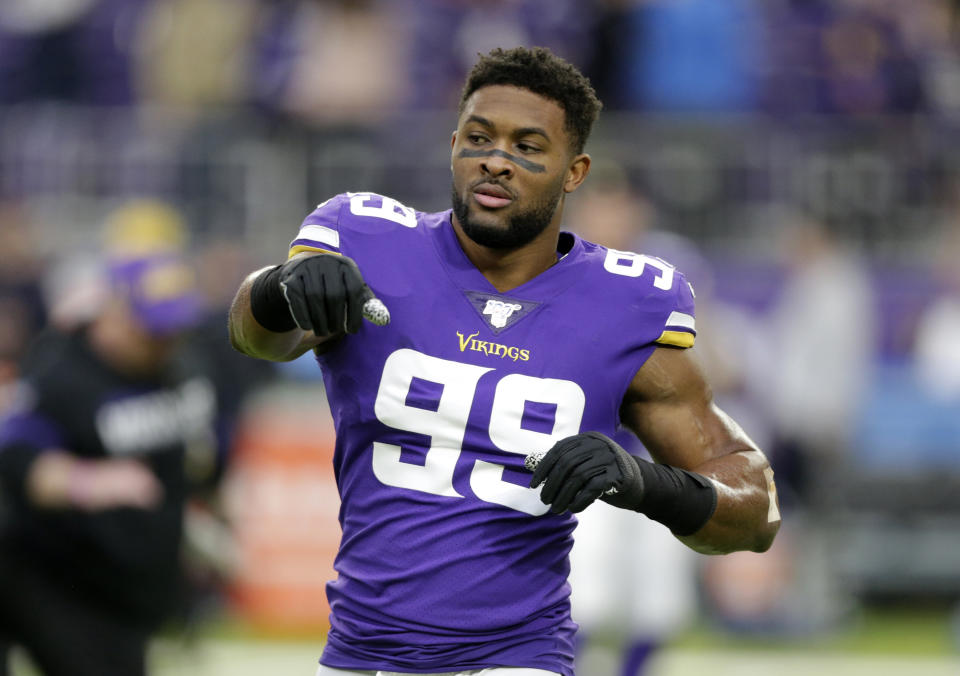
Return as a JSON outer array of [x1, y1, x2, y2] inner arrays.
[[450, 131, 459, 172], [450, 131, 459, 173], [563, 153, 591, 194]]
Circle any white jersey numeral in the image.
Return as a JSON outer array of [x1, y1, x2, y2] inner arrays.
[[475, 373, 585, 514], [373, 350, 490, 497], [348, 192, 417, 228], [603, 249, 675, 290], [372, 349, 585, 515]]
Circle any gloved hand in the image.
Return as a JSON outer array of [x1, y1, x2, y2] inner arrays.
[[527, 431, 718, 534], [277, 253, 374, 337], [528, 432, 644, 514]]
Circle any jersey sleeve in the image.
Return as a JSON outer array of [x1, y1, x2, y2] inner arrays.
[[599, 245, 698, 350], [654, 270, 696, 349], [287, 192, 421, 261], [288, 193, 350, 258]]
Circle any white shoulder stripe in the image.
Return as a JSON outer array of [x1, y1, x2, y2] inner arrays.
[[665, 311, 695, 331], [297, 224, 340, 249]]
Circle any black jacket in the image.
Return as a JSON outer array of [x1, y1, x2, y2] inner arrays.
[[0, 327, 217, 627]]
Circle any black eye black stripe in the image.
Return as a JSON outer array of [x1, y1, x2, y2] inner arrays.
[[458, 148, 546, 174]]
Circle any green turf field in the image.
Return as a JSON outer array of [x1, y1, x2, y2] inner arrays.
[[152, 605, 960, 676], [7, 606, 959, 675]]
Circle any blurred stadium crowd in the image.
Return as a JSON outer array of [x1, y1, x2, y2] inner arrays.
[[1, 0, 960, 670]]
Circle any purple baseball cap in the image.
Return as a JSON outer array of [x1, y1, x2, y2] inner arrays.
[[109, 255, 203, 335]]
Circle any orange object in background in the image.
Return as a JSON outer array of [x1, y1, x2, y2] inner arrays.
[[223, 389, 341, 634]]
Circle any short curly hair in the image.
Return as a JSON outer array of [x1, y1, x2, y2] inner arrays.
[[458, 47, 602, 155]]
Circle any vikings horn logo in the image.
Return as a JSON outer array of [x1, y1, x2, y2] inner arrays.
[[482, 299, 523, 329]]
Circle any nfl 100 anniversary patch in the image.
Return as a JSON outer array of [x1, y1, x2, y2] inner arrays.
[[463, 290, 541, 334]]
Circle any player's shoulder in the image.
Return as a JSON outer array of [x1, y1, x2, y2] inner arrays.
[[291, 192, 435, 258], [576, 236, 692, 302], [576, 236, 697, 349]]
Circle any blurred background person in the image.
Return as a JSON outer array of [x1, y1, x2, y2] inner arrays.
[[99, 200, 276, 632], [760, 212, 877, 512], [247, 0, 410, 125], [133, 0, 257, 115], [0, 248, 214, 676], [913, 207, 960, 402], [699, 211, 879, 638], [760, 0, 927, 117]]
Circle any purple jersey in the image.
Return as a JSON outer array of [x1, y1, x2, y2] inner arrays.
[[288, 193, 696, 675]]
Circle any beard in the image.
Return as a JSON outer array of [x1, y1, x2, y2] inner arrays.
[[451, 181, 563, 250]]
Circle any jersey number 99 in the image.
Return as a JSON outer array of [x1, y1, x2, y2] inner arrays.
[[372, 349, 585, 516]]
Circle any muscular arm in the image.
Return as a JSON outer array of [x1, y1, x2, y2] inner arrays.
[[227, 264, 326, 362], [621, 346, 780, 555]]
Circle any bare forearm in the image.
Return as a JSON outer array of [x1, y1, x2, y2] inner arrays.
[[622, 350, 782, 555], [228, 268, 319, 362], [27, 451, 163, 511], [679, 447, 780, 555]]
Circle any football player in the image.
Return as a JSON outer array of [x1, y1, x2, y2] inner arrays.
[[229, 46, 780, 676]]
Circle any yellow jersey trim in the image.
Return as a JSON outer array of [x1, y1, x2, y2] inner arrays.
[[656, 330, 695, 348], [288, 245, 339, 259]]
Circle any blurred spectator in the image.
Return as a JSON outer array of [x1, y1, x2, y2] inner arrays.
[[698, 210, 877, 635], [761, 0, 926, 116], [249, 0, 411, 124], [0, 0, 150, 106], [760, 212, 876, 509], [100, 200, 275, 626], [0, 251, 214, 676], [101, 199, 277, 488], [404, 0, 597, 110], [133, 0, 257, 112], [914, 212, 960, 400], [36, 198, 194, 334]]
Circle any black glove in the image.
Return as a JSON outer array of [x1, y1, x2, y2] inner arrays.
[[528, 431, 718, 535], [529, 432, 644, 514], [278, 254, 373, 336], [251, 253, 373, 337]]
